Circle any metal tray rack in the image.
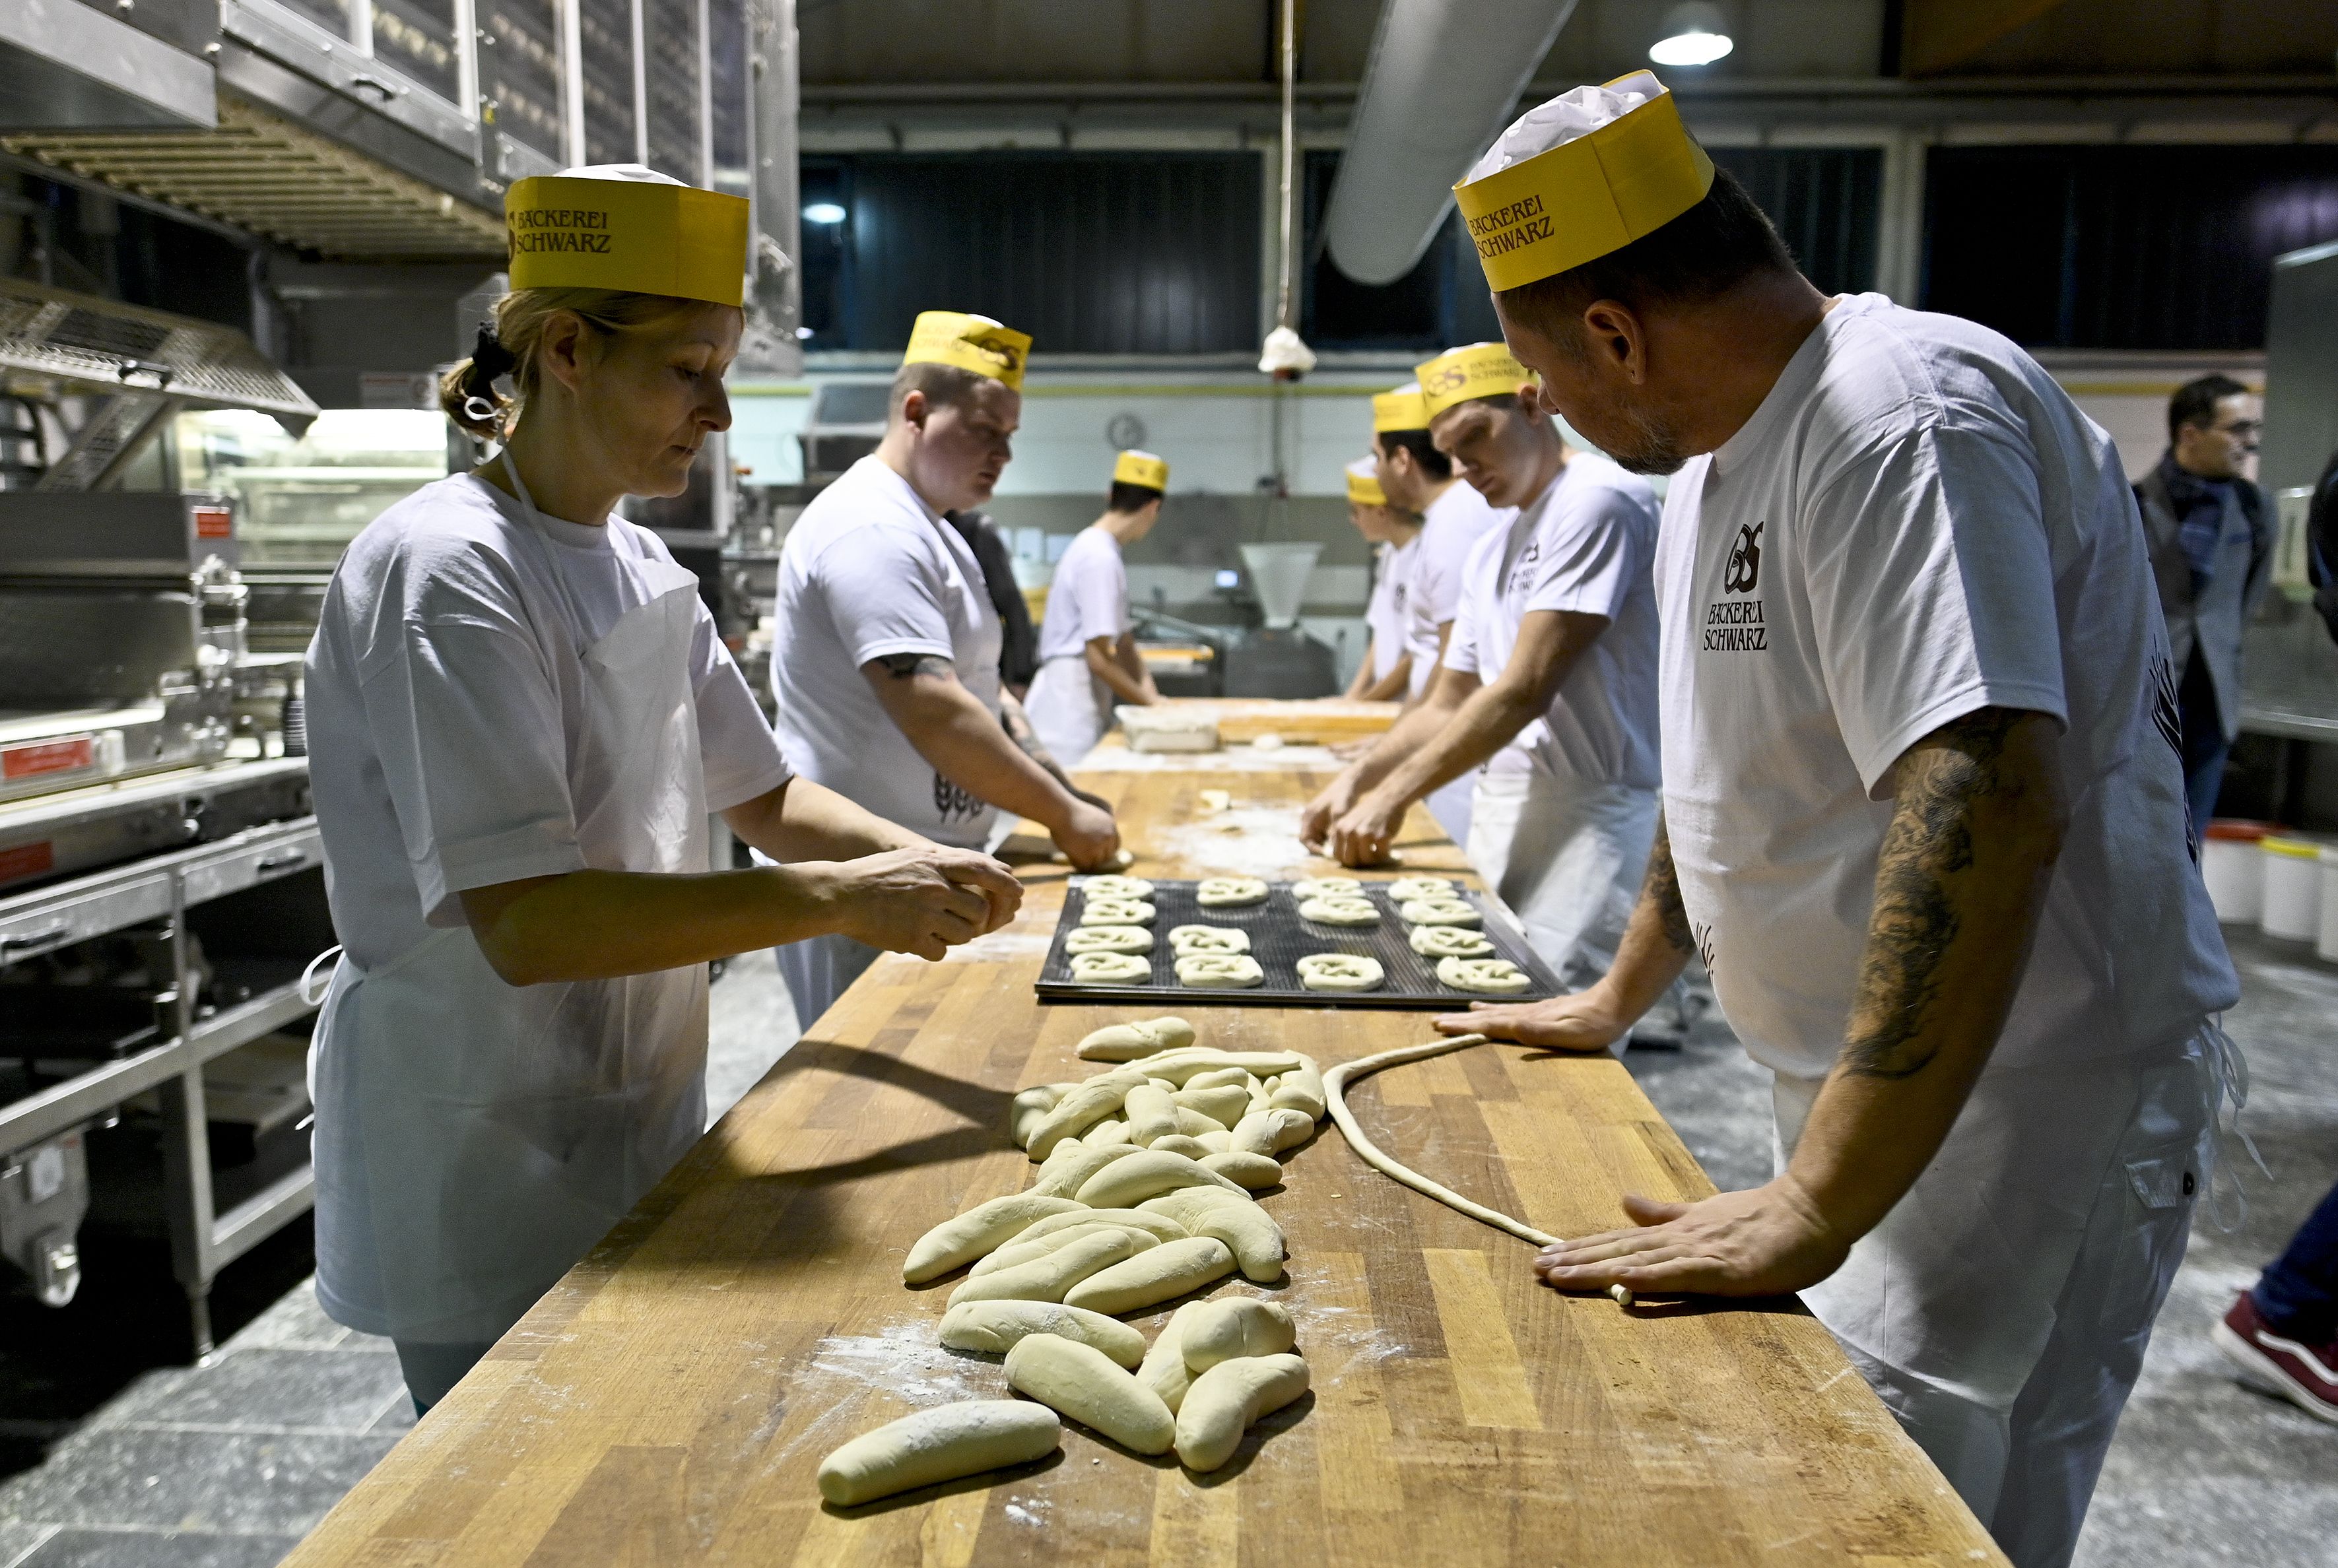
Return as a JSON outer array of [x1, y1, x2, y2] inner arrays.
[[1035, 878, 1564, 1010]]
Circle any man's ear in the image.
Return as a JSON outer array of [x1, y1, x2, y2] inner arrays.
[[900, 388, 930, 432], [1579, 300, 1647, 384]]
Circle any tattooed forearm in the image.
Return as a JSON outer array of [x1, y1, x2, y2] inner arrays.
[[1841, 707, 2038, 1080], [877, 653, 955, 678], [1641, 818, 1695, 956]]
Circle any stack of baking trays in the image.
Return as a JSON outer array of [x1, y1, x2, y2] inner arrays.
[[1034, 876, 1564, 1008]]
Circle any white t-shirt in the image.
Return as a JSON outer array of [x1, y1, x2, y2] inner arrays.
[[1444, 451, 1661, 789], [1036, 525, 1127, 663], [1653, 294, 2236, 1080], [1366, 533, 1420, 682], [1406, 481, 1510, 698], [306, 474, 791, 973], [771, 455, 1005, 847]]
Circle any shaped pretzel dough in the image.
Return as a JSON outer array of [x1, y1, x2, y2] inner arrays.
[[1067, 925, 1154, 955], [1081, 898, 1157, 927], [1174, 953, 1264, 989], [1399, 896, 1481, 927], [1436, 956, 1529, 994], [1407, 923, 1493, 958], [1071, 951, 1153, 983], [1296, 953, 1384, 993], [1080, 874, 1156, 902], [1168, 924, 1250, 954], [1194, 876, 1269, 908], [1298, 895, 1379, 927], [1290, 877, 1362, 900], [1387, 876, 1455, 902]]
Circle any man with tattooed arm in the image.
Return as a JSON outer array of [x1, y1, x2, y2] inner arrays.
[[1437, 78, 2238, 1568]]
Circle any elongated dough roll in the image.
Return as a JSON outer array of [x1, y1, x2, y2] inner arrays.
[[1064, 1235, 1236, 1315], [938, 1301, 1147, 1367], [1028, 1141, 1144, 1200], [1147, 1134, 1216, 1161], [1005, 1333, 1176, 1455], [1228, 1107, 1318, 1158], [1074, 1015, 1195, 1061], [1121, 1082, 1182, 1146], [971, 1222, 1158, 1278], [902, 1194, 1088, 1284], [1180, 1298, 1297, 1371], [1010, 1083, 1071, 1149], [1174, 1355, 1310, 1472], [1199, 1151, 1284, 1191], [947, 1227, 1143, 1307], [817, 1400, 1059, 1505], [1139, 1300, 1210, 1413], [1010, 1205, 1188, 1247], [1023, 1070, 1147, 1161], [1172, 1084, 1251, 1128], [1136, 1050, 1306, 1086], [1138, 1188, 1286, 1282], [1266, 1058, 1327, 1120], [1075, 1148, 1247, 1209]]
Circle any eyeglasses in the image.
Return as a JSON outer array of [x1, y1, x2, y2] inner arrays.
[[2211, 420, 2263, 438]]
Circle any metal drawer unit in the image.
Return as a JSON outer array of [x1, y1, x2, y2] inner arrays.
[[0, 808, 331, 1352]]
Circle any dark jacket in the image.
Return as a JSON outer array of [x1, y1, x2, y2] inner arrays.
[[2135, 451, 2271, 738], [945, 508, 1038, 692], [2310, 445, 2338, 645]]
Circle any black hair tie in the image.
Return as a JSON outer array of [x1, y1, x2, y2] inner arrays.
[[461, 321, 514, 425]]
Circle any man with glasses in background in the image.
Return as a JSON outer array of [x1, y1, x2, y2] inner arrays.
[[2135, 374, 2269, 832]]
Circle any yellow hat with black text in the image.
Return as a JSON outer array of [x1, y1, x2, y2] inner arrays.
[[506, 164, 749, 306], [1372, 382, 1430, 433], [1346, 458, 1387, 507], [1113, 449, 1169, 491], [1415, 343, 1534, 418], [903, 311, 1032, 391], [1453, 71, 1715, 292]]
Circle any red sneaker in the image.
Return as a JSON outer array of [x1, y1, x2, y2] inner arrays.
[[2213, 1291, 2338, 1425]]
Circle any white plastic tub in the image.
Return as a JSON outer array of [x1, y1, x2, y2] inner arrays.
[[2201, 820, 2270, 924], [2260, 835, 2322, 942], [2318, 847, 2338, 964]]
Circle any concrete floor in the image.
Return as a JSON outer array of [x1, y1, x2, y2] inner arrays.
[[1, 938, 2331, 1566]]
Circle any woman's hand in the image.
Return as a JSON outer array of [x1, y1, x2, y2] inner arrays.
[[822, 848, 1023, 959]]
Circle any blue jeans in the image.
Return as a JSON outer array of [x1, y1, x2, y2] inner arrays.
[[2178, 649, 2230, 837], [2254, 1179, 2338, 1342]]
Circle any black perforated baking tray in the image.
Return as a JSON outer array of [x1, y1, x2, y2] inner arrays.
[[1034, 878, 1564, 1009]]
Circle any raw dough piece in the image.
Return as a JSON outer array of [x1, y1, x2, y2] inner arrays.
[[817, 1400, 1059, 1505], [1080, 898, 1156, 927], [1168, 925, 1249, 954], [1266, 1058, 1327, 1119], [1010, 1084, 1073, 1148], [1147, 1134, 1215, 1161], [1399, 896, 1480, 927], [972, 1222, 1158, 1278], [1071, 951, 1152, 983], [1174, 1354, 1310, 1472], [1172, 1083, 1252, 1128], [1196, 1130, 1233, 1154], [1080, 874, 1156, 902], [1085, 1119, 1132, 1146], [1323, 1033, 1559, 1247], [1065, 926, 1154, 956], [947, 1227, 1145, 1307], [1005, 1334, 1176, 1454], [1065, 1235, 1237, 1315], [1197, 788, 1232, 813], [1022, 1069, 1145, 1161], [1180, 1066, 1254, 1093], [1139, 1189, 1286, 1282], [1407, 924, 1494, 958], [1200, 1151, 1284, 1191], [1195, 877, 1269, 908], [1387, 877, 1455, 903], [1174, 954, 1264, 989], [1140, 1301, 1210, 1412], [1228, 1107, 1318, 1157], [1011, 1206, 1188, 1247], [1028, 1141, 1144, 1198], [1074, 1016, 1194, 1061], [1075, 1148, 1247, 1208], [1180, 1299, 1298, 1371], [1296, 953, 1384, 993], [902, 1194, 1087, 1284], [1437, 956, 1529, 995], [1121, 1083, 1182, 1146], [1298, 896, 1380, 927], [939, 1301, 1149, 1366], [1290, 876, 1362, 900]]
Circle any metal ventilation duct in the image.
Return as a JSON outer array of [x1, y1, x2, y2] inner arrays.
[[1322, 0, 1579, 288]]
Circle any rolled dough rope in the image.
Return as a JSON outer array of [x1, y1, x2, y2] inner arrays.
[[1024, 1071, 1146, 1160], [1148, 1134, 1217, 1161], [972, 1222, 1158, 1279], [1180, 1066, 1255, 1092], [1168, 925, 1250, 954], [1028, 1140, 1142, 1198], [817, 1400, 1059, 1506], [939, 1300, 1148, 1366], [1267, 1057, 1326, 1119], [1065, 1235, 1238, 1315], [1135, 1049, 1305, 1085], [1010, 1084, 1073, 1148], [1195, 876, 1269, 907], [1011, 1205, 1188, 1247], [1081, 897, 1156, 927], [1080, 874, 1156, 902], [947, 1227, 1144, 1307], [1200, 1151, 1283, 1190], [1139, 1188, 1285, 1282], [1296, 953, 1384, 992], [902, 1194, 1088, 1284], [1297, 895, 1380, 927], [1172, 1083, 1251, 1128], [1290, 876, 1362, 900], [1065, 925, 1154, 956], [1121, 1083, 1182, 1146], [1076, 1148, 1247, 1208], [1407, 923, 1494, 958], [1075, 1016, 1193, 1061], [1005, 1333, 1177, 1455], [1322, 1034, 1560, 1249]]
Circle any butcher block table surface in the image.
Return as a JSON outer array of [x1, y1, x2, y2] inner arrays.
[[284, 715, 2001, 1567]]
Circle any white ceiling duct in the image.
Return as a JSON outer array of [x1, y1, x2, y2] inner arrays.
[[1323, 0, 1580, 288]]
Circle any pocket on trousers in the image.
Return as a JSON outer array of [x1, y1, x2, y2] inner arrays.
[[2123, 1143, 2197, 1210]]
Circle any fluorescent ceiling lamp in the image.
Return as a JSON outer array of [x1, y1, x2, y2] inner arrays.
[[1650, 2, 1733, 66], [803, 201, 847, 224]]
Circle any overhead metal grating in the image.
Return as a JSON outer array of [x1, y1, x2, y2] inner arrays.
[[1, 97, 506, 261], [0, 275, 318, 418]]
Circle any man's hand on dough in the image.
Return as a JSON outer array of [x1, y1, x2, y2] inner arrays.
[[1327, 791, 1406, 868], [1436, 989, 1628, 1054], [825, 848, 1011, 960], [928, 846, 1025, 933], [1530, 1179, 1851, 1299], [1296, 774, 1359, 853]]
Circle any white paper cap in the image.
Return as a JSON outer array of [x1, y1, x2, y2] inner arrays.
[[1464, 71, 1663, 185]]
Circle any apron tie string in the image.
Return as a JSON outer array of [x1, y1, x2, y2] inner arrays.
[[2198, 1016, 2265, 1232]]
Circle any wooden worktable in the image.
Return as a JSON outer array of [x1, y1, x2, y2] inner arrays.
[[284, 731, 2001, 1566]]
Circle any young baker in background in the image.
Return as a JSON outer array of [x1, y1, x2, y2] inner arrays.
[[1442, 74, 2240, 1568], [1304, 343, 1662, 992], [1341, 458, 1422, 702], [769, 312, 1120, 1022], [1024, 450, 1168, 764]]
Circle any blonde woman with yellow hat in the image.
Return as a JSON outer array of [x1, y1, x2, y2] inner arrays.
[[302, 166, 1022, 1413]]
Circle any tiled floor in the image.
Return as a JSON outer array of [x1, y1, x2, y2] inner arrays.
[[3, 938, 2333, 1567]]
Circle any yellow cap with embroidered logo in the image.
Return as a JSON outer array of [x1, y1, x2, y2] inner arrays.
[[1346, 458, 1387, 507], [902, 311, 1032, 390], [1113, 449, 1169, 491], [1415, 343, 1533, 418], [1453, 71, 1715, 293], [1372, 382, 1429, 433], [506, 164, 749, 306]]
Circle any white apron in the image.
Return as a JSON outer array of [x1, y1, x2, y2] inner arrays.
[[310, 459, 712, 1345], [1025, 653, 1110, 766], [1466, 769, 1655, 1002]]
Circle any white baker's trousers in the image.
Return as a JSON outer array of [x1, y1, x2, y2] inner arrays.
[[1774, 1027, 2217, 1568], [1424, 775, 1475, 859], [1024, 654, 1110, 768], [1465, 770, 1657, 995]]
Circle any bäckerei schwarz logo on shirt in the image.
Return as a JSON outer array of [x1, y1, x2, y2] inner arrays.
[[1723, 521, 1762, 594], [1704, 520, 1768, 652]]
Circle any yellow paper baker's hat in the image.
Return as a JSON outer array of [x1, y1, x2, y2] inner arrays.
[[506, 165, 748, 306], [1415, 343, 1533, 418], [1346, 458, 1387, 507], [902, 311, 1032, 391], [1113, 449, 1169, 491], [1372, 382, 1430, 433], [1453, 71, 1715, 292]]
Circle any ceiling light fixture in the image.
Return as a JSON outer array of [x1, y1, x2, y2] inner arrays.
[[1650, 2, 1733, 67], [802, 201, 847, 224]]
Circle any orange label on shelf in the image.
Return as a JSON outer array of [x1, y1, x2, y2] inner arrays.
[[0, 841, 55, 883], [2, 737, 94, 780], [193, 506, 233, 539]]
